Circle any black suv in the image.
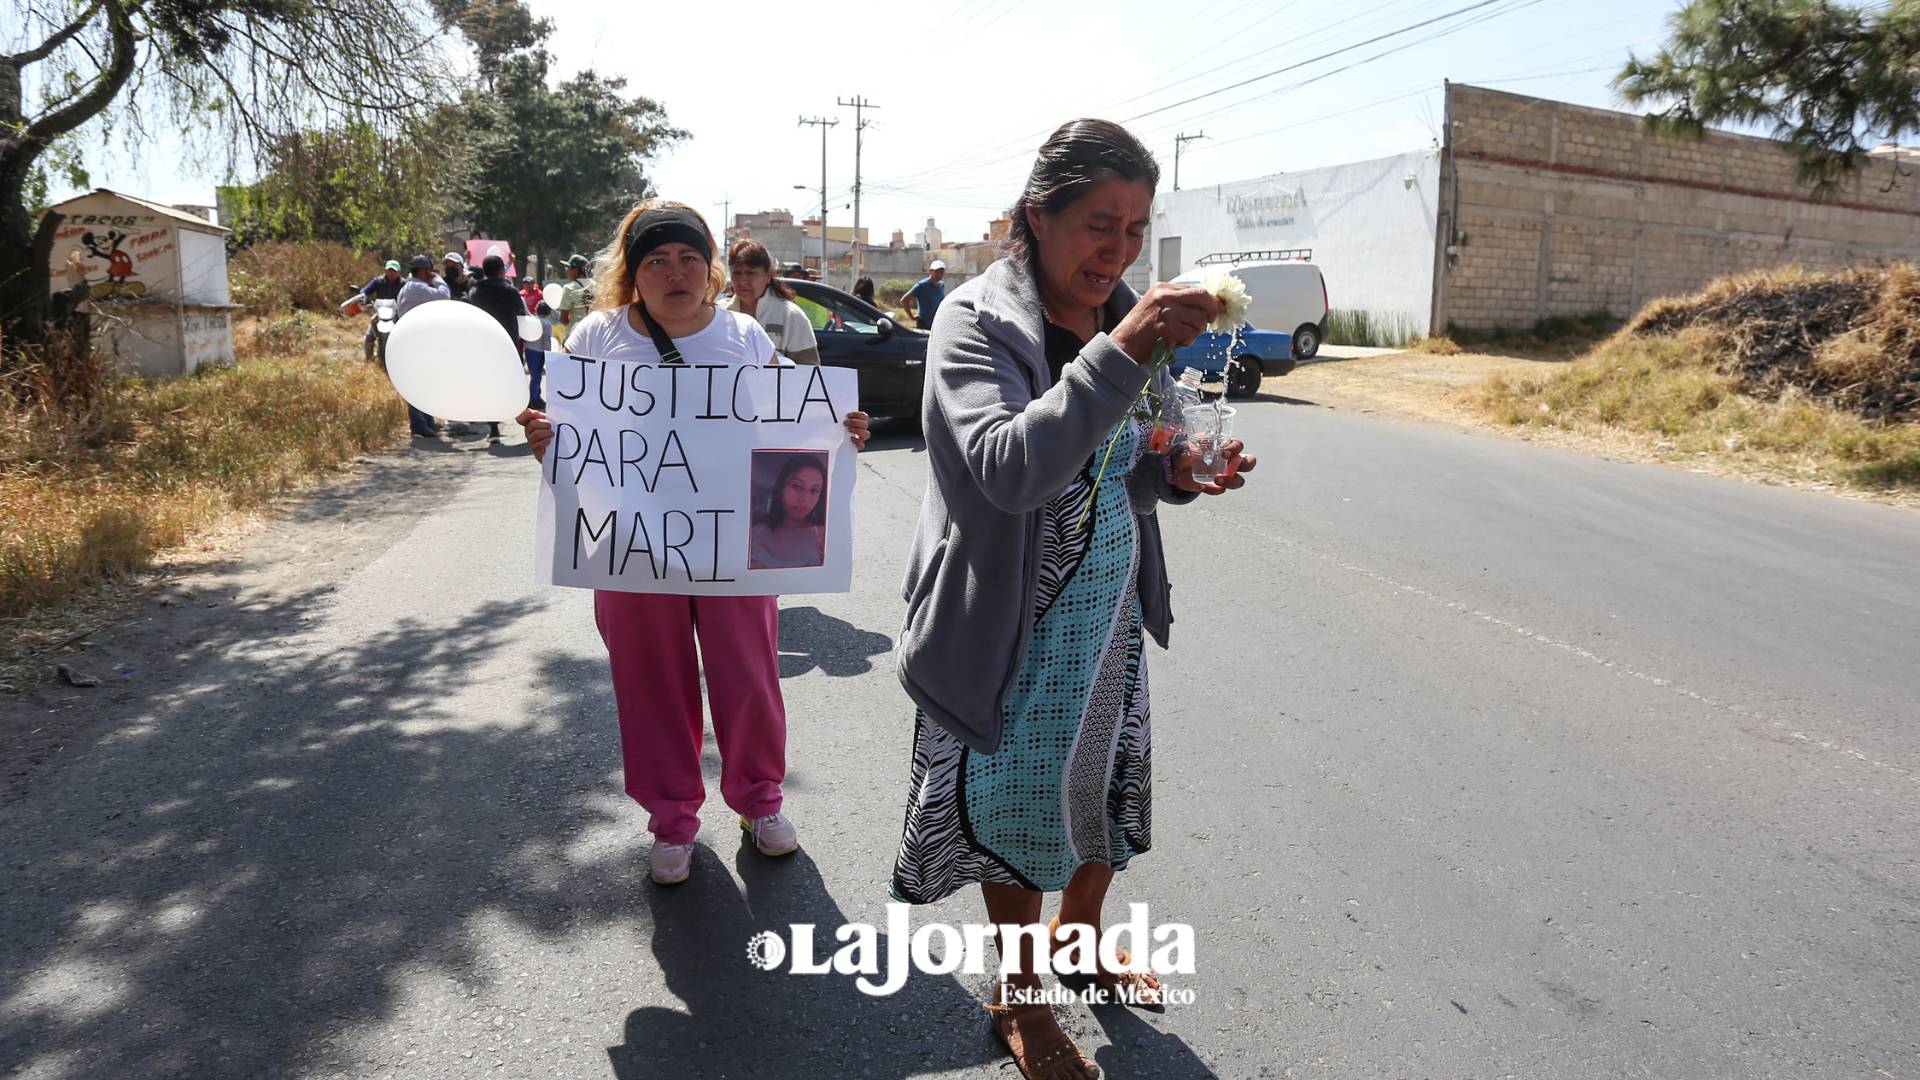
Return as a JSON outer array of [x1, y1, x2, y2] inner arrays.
[[783, 279, 928, 422]]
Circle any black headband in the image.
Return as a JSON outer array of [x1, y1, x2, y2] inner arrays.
[[625, 207, 713, 269]]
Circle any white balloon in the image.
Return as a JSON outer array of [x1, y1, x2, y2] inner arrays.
[[517, 314, 542, 341], [384, 300, 527, 421], [542, 282, 566, 310]]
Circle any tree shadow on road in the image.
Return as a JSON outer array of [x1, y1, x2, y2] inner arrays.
[[0, 586, 662, 1078], [777, 605, 893, 679], [606, 844, 996, 1079]]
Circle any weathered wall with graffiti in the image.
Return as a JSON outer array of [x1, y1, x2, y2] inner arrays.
[[44, 190, 237, 376]]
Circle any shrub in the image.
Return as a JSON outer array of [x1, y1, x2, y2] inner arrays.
[[1, 316, 403, 619], [876, 278, 914, 308], [230, 241, 381, 316], [1324, 309, 1421, 348]]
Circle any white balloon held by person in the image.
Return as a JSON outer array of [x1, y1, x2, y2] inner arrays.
[[542, 282, 566, 310], [384, 301, 526, 421]]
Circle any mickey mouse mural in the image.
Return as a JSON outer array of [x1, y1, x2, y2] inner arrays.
[[78, 228, 146, 297]]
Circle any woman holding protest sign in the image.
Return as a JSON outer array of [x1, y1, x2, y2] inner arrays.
[[890, 120, 1255, 1079], [516, 199, 870, 886]]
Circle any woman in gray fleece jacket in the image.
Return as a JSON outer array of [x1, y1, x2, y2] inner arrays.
[[890, 120, 1256, 1080]]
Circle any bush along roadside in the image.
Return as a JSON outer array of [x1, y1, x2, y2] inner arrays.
[[1467, 265, 1920, 493], [0, 315, 404, 620]]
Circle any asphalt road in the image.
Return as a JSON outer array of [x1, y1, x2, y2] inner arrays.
[[3, 390, 1917, 1080]]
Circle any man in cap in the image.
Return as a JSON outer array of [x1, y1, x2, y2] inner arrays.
[[346, 259, 407, 362], [518, 274, 542, 315], [394, 255, 451, 439], [555, 253, 592, 337], [466, 253, 528, 441], [442, 251, 471, 300], [901, 259, 947, 330]]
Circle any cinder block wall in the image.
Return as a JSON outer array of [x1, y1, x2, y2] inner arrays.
[[1435, 83, 1920, 332]]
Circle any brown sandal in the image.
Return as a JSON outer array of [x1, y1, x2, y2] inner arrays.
[[1048, 916, 1166, 1009], [985, 999, 1100, 1080]]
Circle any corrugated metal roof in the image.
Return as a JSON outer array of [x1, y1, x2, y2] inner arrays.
[[46, 189, 229, 232]]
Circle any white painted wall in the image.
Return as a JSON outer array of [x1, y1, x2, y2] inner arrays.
[[177, 227, 230, 304], [1152, 149, 1442, 335]]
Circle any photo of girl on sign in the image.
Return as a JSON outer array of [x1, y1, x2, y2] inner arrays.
[[749, 450, 828, 570]]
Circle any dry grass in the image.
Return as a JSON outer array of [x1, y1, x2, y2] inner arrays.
[[1467, 327, 1920, 493], [0, 314, 404, 621], [1408, 334, 1464, 356], [230, 241, 382, 316], [1626, 264, 1918, 420]]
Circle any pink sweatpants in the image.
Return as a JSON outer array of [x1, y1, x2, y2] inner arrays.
[[593, 591, 787, 844]]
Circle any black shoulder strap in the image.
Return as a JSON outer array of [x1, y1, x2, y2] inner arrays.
[[635, 304, 685, 364]]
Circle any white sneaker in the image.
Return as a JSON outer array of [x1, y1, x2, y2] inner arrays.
[[650, 841, 693, 885], [739, 812, 798, 857]]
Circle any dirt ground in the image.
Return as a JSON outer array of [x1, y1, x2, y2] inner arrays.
[[1267, 348, 1920, 510]]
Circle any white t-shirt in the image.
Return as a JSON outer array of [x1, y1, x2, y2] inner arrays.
[[725, 292, 818, 364], [565, 305, 777, 369]]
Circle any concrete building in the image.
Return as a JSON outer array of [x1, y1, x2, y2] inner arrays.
[[735, 209, 794, 230], [801, 219, 869, 246], [43, 189, 239, 377], [1154, 149, 1440, 339], [1151, 83, 1920, 338]]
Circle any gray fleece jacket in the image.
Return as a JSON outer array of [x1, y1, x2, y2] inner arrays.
[[896, 257, 1197, 754]]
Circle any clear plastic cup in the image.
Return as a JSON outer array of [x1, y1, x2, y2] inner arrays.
[[1182, 403, 1235, 485]]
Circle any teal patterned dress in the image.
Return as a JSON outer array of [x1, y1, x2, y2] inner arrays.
[[891, 399, 1154, 904]]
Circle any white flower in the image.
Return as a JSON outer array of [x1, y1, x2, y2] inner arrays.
[[1201, 268, 1252, 333]]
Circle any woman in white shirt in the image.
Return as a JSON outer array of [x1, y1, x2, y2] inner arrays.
[[516, 200, 867, 886], [725, 239, 820, 365]]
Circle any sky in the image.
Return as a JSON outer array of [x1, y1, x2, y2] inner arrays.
[[50, 0, 1686, 247]]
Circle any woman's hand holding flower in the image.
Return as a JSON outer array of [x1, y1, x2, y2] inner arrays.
[[1111, 283, 1221, 363]]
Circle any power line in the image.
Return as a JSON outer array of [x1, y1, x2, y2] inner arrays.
[[1127, 0, 1546, 144], [1123, 0, 1527, 124], [879, 0, 1401, 189], [882, 0, 1532, 192]]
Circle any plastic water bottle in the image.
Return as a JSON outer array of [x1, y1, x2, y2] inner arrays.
[[1157, 368, 1204, 452]]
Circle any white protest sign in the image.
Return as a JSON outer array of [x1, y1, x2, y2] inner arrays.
[[535, 351, 858, 595]]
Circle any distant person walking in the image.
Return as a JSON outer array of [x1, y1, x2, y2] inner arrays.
[[466, 253, 528, 442], [442, 252, 472, 300], [519, 275, 543, 314], [902, 259, 946, 329], [555, 253, 593, 340], [725, 239, 820, 365], [394, 255, 451, 439], [527, 301, 555, 409]]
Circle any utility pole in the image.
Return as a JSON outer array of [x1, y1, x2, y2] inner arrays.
[[719, 196, 730, 248], [1174, 131, 1208, 192], [798, 116, 837, 280], [837, 96, 881, 293]]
